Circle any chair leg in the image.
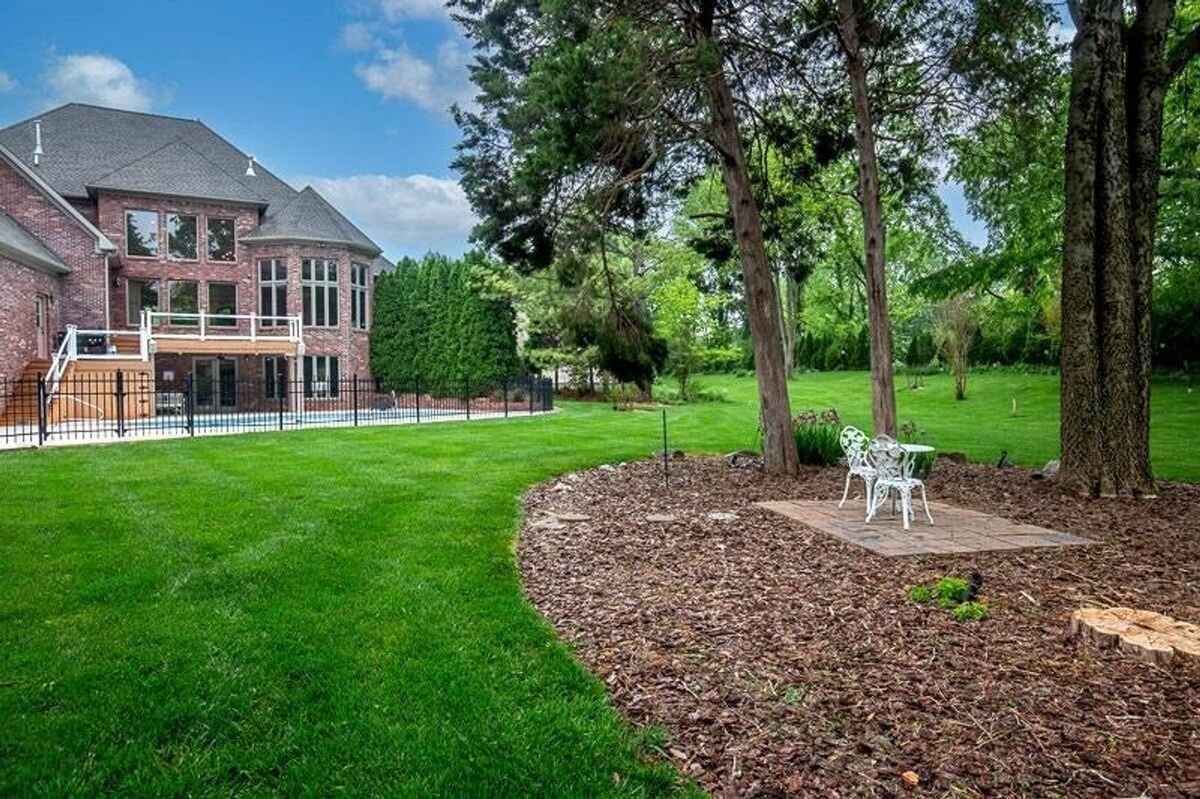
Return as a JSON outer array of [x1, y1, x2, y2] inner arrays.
[[919, 483, 934, 525], [839, 472, 852, 508]]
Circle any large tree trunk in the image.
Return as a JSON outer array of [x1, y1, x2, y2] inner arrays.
[[694, 13, 799, 475], [837, 0, 898, 437], [1059, 0, 1185, 497], [779, 272, 798, 377]]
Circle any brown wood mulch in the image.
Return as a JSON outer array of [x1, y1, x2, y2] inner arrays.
[[517, 457, 1200, 798]]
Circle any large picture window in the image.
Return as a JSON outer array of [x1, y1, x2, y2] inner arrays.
[[207, 282, 237, 327], [302, 258, 338, 327], [258, 259, 288, 325], [168, 280, 199, 326], [351, 262, 369, 330], [126, 278, 160, 326], [303, 355, 340, 398], [125, 210, 159, 257], [167, 213, 198, 260], [207, 217, 236, 262], [264, 356, 289, 400]]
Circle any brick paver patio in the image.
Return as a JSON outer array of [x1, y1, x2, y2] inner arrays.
[[757, 500, 1094, 556]]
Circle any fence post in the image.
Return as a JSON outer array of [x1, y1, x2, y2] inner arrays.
[[115, 370, 126, 438], [415, 377, 421, 424], [465, 376, 471, 421], [353, 374, 359, 427], [37, 375, 47, 446], [277, 370, 285, 431], [185, 374, 195, 436], [503, 377, 509, 418]]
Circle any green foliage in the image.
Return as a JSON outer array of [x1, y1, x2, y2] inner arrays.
[[898, 421, 935, 480], [792, 408, 843, 466], [371, 252, 518, 391], [931, 577, 970, 608], [952, 601, 989, 622], [656, 381, 729, 405], [908, 584, 934, 604]]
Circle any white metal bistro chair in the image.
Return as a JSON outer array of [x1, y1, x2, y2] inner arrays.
[[838, 426, 876, 509], [866, 438, 934, 530]]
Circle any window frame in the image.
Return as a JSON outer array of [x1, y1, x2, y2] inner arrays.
[[301, 258, 339, 328], [351, 262, 369, 331], [263, 355, 289, 400], [206, 216, 237, 263], [166, 212, 199, 261], [207, 282, 238, 327], [126, 277, 161, 327], [258, 258, 288, 326], [303, 354, 340, 398], [124, 209, 160, 258], [167, 280, 200, 326]]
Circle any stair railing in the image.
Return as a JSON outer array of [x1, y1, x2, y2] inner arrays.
[[43, 326, 76, 412]]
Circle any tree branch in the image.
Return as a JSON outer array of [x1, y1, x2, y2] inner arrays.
[[1165, 24, 1200, 81]]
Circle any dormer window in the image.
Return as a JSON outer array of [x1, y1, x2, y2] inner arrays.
[[167, 213, 198, 260], [125, 210, 159, 257]]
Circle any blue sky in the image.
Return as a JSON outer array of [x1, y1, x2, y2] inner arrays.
[[0, 0, 1002, 261]]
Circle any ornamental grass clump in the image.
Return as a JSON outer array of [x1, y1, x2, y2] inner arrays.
[[792, 408, 843, 466]]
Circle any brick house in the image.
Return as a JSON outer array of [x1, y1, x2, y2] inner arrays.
[[0, 103, 391, 419]]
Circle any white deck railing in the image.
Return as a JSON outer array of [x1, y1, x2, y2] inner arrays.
[[142, 310, 303, 343]]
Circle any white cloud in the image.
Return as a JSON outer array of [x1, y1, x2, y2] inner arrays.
[[0, 71, 16, 93], [339, 22, 381, 52], [377, 0, 452, 22], [296, 173, 477, 256], [44, 54, 154, 111], [354, 39, 474, 114]]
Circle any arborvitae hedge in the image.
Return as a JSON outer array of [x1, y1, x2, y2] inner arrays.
[[370, 252, 519, 391]]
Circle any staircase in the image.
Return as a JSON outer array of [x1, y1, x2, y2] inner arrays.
[[0, 359, 50, 425]]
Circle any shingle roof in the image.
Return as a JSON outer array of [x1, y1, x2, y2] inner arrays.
[[0, 104, 383, 254], [0, 212, 70, 274], [372, 254, 395, 277], [88, 138, 267, 205], [242, 186, 380, 254]]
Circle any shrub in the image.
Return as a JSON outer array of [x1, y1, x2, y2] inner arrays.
[[931, 577, 970, 608], [607, 383, 639, 410], [952, 601, 989, 622], [792, 408, 843, 466], [511, 388, 527, 403], [698, 347, 744, 374], [908, 584, 933, 605]]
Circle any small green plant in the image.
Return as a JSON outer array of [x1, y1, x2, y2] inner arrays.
[[931, 576, 970, 608], [607, 383, 639, 410], [908, 584, 933, 604], [910, 575, 989, 621], [792, 408, 843, 466], [952, 601, 989, 622]]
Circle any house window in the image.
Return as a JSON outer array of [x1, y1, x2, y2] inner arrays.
[[207, 217, 236, 262], [264, 356, 289, 400], [167, 213, 198, 260], [168, 280, 199, 326], [301, 259, 338, 327], [258, 259, 287, 325], [125, 210, 159, 257], [208, 282, 237, 327], [126, 278, 160, 326], [303, 355, 340, 398], [351, 262, 369, 330]]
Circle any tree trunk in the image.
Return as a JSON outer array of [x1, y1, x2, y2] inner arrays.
[[837, 0, 898, 437], [779, 273, 798, 377], [1059, 0, 1183, 497], [696, 18, 798, 474]]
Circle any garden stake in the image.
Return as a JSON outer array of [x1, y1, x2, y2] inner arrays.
[[662, 409, 669, 490]]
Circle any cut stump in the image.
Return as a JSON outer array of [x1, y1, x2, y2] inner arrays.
[[1069, 607, 1200, 664]]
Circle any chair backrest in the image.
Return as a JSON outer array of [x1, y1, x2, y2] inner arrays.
[[868, 438, 906, 481], [840, 426, 870, 468]]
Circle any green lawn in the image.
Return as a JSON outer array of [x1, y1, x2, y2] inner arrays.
[[0, 372, 1195, 796]]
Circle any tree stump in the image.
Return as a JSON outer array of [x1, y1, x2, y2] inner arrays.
[[1069, 607, 1200, 664]]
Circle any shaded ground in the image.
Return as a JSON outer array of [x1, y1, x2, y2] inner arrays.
[[519, 457, 1200, 797]]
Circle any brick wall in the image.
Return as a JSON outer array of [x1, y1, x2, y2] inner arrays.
[[0, 159, 107, 329], [0, 255, 62, 386]]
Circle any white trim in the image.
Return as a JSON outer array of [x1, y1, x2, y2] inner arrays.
[[0, 142, 116, 253]]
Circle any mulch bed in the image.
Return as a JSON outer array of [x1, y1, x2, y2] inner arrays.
[[518, 457, 1200, 797]]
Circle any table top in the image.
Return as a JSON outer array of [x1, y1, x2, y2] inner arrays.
[[899, 443, 935, 453]]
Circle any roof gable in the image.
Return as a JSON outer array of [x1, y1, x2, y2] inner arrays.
[[87, 138, 267, 205], [0, 212, 71, 275], [242, 186, 381, 254]]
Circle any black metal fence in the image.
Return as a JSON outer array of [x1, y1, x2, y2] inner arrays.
[[0, 373, 553, 449]]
